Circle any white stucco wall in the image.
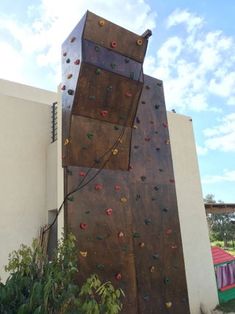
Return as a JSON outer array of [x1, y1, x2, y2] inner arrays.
[[167, 112, 219, 314], [0, 80, 56, 282]]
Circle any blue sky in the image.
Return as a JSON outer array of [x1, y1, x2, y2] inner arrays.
[[0, 0, 234, 202]]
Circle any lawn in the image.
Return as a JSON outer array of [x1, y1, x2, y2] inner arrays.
[[216, 299, 235, 313]]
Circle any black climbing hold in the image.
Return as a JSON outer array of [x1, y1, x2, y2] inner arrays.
[[154, 186, 159, 191], [134, 145, 139, 149], [152, 254, 159, 260], [163, 208, 168, 212], [144, 218, 151, 225], [136, 194, 141, 201], [156, 147, 160, 151], [159, 168, 163, 172], [141, 176, 146, 181], [136, 117, 140, 124], [66, 58, 70, 63], [67, 89, 74, 96], [155, 105, 160, 109]]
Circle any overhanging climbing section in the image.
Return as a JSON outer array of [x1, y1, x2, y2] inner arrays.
[[62, 11, 146, 170], [62, 11, 190, 314]]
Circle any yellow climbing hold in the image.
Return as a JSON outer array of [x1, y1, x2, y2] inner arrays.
[[165, 302, 172, 309], [64, 138, 70, 145], [120, 197, 127, 203], [136, 38, 143, 46], [112, 148, 119, 155], [150, 266, 155, 273], [80, 251, 87, 257], [98, 20, 105, 27]]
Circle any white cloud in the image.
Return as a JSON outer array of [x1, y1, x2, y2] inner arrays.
[[0, 0, 156, 89], [166, 9, 204, 32], [202, 169, 235, 184], [196, 145, 208, 156], [145, 10, 235, 112], [203, 113, 235, 152]]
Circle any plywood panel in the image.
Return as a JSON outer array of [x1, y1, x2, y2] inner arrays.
[[64, 75, 190, 314], [84, 11, 147, 63]]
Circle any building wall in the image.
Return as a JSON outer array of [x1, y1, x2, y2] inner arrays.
[[0, 80, 56, 282], [167, 112, 219, 313]]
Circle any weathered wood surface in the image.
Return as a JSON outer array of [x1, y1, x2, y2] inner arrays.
[[64, 75, 190, 314]]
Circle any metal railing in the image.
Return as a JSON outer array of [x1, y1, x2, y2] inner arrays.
[[51, 102, 58, 143]]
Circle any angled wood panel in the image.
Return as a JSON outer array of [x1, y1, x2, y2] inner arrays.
[[64, 75, 190, 314]]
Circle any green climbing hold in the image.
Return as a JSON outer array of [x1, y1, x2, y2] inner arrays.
[[87, 133, 93, 140], [96, 264, 105, 270], [133, 232, 140, 239], [67, 196, 74, 202]]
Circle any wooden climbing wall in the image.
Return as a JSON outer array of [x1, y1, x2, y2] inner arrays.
[[62, 11, 190, 314]]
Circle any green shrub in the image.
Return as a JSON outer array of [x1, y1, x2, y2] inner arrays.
[[0, 234, 124, 314]]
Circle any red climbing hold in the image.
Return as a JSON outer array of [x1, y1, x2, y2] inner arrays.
[[74, 59, 80, 65], [125, 91, 132, 97], [114, 185, 121, 191], [61, 85, 66, 91], [106, 208, 113, 216], [145, 137, 151, 142], [169, 179, 175, 183], [100, 110, 108, 117], [79, 171, 86, 177], [162, 122, 168, 128], [110, 41, 117, 48], [166, 229, 172, 235], [80, 223, 88, 230], [115, 273, 122, 280], [95, 184, 103, 191]]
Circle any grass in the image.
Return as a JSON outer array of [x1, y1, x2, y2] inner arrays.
[[211, 241, 235, 256], [216, 299, 235, 313]]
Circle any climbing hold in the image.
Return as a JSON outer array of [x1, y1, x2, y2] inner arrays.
[[64, 138, 70, 145], [125, 91, 132, 97], [94, 45, 100, 52], [145, 85, 150, 90], [114, 185, 121, 191], [106, 208, 113, 216], [74, 59, 80, 65], [67, 74, 73, 79], [107, 85, 113, 92], [124, 58, 130, 63], [67, 196, 74, 202], [66, 58, 70, 63], [165, 139, 170, 145], [156, 147, 160, 151], [136, 38, 143, 46], [98, 20, 105, 27], [141, 101, 146, 104], [133, 125, 138, 129], [159, 168, 163, 172], [100, 110, 108, 117], [162, 122, 168, 128], [134, 145, 139, 149], [118, 139, 123, 144], [144, 218, 151, 225], [114, 125, 119, 130], [63, 52, 67, 57], [171, 245, 177, 249], [130, 72, 134, 79], [120, 197, 127, 203], [96, 264, 105, 270], [85, 210, 90, 214], [165, 302, 172, 309], [67, 169, 72, 176], [139, 242, 145, 248], [95, 184, 103, 191], [164, 277, 170, 284], [88, 95, 96, 101], [118, 231, 124, 238], [128, 165, 133, 170], [136, 194, 141, 201], [61, 85, 66, 91], [150, 120, 154, 124], [112, 149, 119, 155], [110, 41, 117, 48], [80, 223, 88, 230], [67, 89, 74, 95], [150, 266, 155, 273], [133, 232, 140, 238], [163, 208, 168, 212], [79, 171, 86, 177], [115, 273, 122, 281], [87, 133, 93, 140], [70, 36, 76, 43], [145, 137, 151, 142], [155, 105, 160, 109], [154, 186, 159, 191], [95, 68, 101, 75], [136, 117, 140, 123], [169, 179, 175, 183], [157, 82, 162, 87], [143, 295, 149, 301], [152, 254, 159, 260], [96, 235, 104, 240], [140, 176, 146, 181], [80, 251, 87, 257], [166, 229, 172, 235], [110, 63, 116, 69]]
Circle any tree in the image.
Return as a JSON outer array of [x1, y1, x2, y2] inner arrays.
[[205, 194, 235, 248]]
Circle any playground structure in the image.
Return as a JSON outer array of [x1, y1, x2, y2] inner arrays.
[[61, 11, 190, 313]]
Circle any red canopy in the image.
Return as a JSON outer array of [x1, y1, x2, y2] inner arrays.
[[211, 246, 235, 265]]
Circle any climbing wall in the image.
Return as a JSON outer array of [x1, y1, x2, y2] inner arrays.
[[62, 11, 190, 314]]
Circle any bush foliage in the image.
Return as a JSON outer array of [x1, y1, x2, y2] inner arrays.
[[0, 234, 124, 314]]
